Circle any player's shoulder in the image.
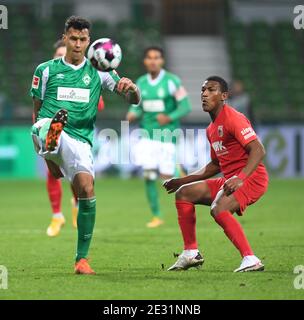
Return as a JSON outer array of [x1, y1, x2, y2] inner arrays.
[[164, 70, 181, 84], [223, 104, 251, 130], [34, 58, 61, 72], [136, 74, 148, 84], [224, 104, 249, 120]]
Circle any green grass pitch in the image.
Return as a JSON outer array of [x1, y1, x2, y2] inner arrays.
[[0, 178, 303, 300]]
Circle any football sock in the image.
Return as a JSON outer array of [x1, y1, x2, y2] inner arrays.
[[47, 170, 62, 215], [76, 197, 96, 262], [214, 211, 254, 257], [53, 212, 64, 219], [176, 200, 198, 250], [183, 249, 199, 258], [145, 179, 161, 217]]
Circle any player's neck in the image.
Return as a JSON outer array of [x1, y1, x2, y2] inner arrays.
[[150, 70, 161, 80], [64, 55, 85, 66], [210, 104, 224, 122]]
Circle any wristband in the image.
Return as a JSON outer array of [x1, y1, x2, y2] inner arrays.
[[238, 171, 247, 181]]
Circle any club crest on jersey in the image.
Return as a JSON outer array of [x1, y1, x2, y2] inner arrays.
[[218, 125, 224, 137], [82, 74, 91, 86]]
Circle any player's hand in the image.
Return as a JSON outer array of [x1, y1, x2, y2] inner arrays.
[[116, 77, 137, 94], [157, 113, 171, 125], [223, 176, 243, 196], [163, 178, 183, 194]]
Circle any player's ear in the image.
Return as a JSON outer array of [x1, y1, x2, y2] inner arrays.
[[222, 92, 228, 101]]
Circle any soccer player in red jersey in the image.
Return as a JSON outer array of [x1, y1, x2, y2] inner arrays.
[[163, 76, 268, 272]]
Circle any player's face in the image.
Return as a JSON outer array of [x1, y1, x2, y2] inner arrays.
[[201, 80, 227, 112], [54, 46, 67, 58], [63, 27, 90, 63], [143, 50, 164, 74]]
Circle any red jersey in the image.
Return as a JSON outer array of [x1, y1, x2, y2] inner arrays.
[[206, 104, 267, 179]]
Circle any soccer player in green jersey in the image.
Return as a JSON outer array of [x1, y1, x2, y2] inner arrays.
[[30, 16, 140, 274], [126, 47, 192, 228]]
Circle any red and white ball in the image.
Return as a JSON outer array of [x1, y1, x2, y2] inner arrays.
[[87, 38, 122, 72]]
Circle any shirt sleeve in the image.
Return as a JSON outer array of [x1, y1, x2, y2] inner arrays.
[[30, 64, 48, 100], [98, 70, 120, 92], [167, 75, 192, 121], [228, 113, 257, 147]]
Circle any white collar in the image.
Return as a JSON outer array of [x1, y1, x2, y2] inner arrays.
[[147, 69, 165, 86], [62, 56, 87, 70]]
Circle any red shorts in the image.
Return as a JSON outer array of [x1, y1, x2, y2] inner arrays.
[[206, 170, 269, 215]]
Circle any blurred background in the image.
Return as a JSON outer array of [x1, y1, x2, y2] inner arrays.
[[0, 0, 303, 179]]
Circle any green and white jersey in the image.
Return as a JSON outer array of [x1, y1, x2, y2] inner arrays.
[[128, 69, 191, 143], [30, 56, 120, 146]]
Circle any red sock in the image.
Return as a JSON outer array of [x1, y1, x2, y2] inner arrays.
[[214, 211, 253, 257], [47, 170, 62, 214], [175, 200, 198, 250]]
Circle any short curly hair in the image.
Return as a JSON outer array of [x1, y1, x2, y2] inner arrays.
[[64, 16, 91, 33]]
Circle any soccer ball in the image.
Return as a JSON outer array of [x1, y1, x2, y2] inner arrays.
[[87, 38, 122, 72]]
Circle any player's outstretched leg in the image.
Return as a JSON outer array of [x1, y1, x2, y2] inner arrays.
[[45, 109, 68, 151], [144, 170, 164, 228], [73, 173, 96, 275], [46, 170, 65, 237], [167, 181, 211, 271], [211, 193, 264, 272]]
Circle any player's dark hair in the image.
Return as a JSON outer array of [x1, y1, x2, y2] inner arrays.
[[206, 76, 228, 93], [53, 39, 65, 50], [64, 16, 91, 33], [144, 46, 164, 58]]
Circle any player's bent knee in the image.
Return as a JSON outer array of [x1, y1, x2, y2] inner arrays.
[[175, 185, 191, 201], [78, 183, 94, 198]]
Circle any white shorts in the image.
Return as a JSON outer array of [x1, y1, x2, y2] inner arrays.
[[32, 119, 94, 182], [134, 138, 176, 176]]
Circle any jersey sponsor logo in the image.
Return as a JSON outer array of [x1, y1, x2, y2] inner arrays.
[[218, 125, 224, 137], [142, 99, 165, 112], [57, 87, 90, 103], [56, 73, 65, 80], [82, 73, 91, 86], [32, 75, 40, 89], [241, 127, 256, 140], [212, 141, 227, 153]]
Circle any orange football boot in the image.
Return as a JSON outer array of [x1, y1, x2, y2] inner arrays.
[[74, 258, 96, 275], [45, 109, 68, 151]]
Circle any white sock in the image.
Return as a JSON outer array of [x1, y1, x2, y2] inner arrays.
[[244, 255, 260, 263], [53, 212, 64, 219], [183, 249, 199, 258]]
